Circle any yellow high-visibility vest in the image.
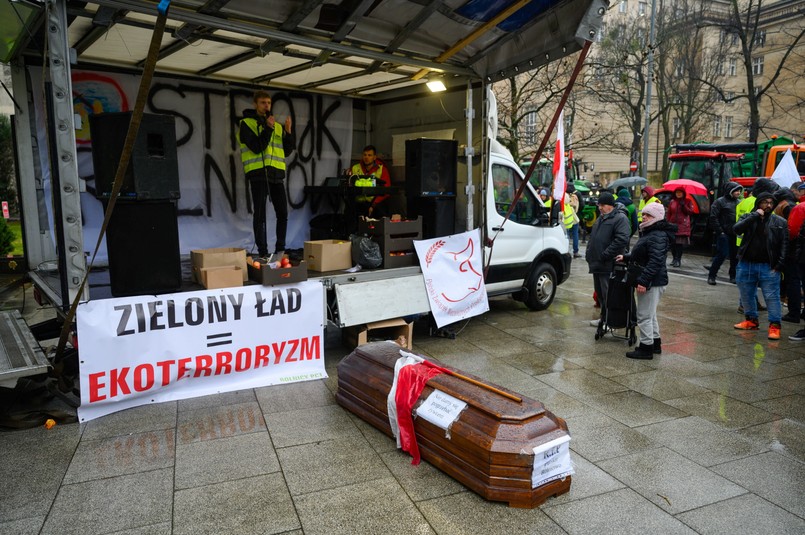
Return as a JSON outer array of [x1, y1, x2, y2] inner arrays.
[[638, 196, 660, 222], [352, 162, 384, 202], [238, 119, 286, 175]]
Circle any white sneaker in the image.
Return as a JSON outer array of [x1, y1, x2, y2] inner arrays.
[[589, 319, 602, 327]]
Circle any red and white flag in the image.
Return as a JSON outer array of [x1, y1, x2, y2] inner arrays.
[[387, 351, 447, 464], [552, 110, 566, 210]]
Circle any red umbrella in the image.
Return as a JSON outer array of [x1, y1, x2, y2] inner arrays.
[[663, 179, 708, 196]]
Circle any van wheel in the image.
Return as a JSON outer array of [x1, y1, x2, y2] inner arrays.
[[524, 262, 557, 311]]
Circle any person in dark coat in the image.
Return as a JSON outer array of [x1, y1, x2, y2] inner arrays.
[[586, 191, 631, 327], [616, 202, 676, 359], [667, 187, 695, 267], [733, 192, 789, 340], [707, 182, 743, 284]]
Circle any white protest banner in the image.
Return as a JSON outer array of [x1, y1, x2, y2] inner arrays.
[[771, 148, 800, 188], [415, 389, 467, 431], [77, 281, 326, 421], [532, 435, 574, 489], [414, 229, 489, 328]]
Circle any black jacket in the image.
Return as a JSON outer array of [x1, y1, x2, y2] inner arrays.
[[734, 209, 789, 272], [624, 220, 676, 289], [709, 191, 740, 237], [586, 208, 631, 274]]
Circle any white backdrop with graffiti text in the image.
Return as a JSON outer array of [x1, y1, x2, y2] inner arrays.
[[77, 281, 326, 421], [414, 229, 489, 328], [29, 68, 353, 262]]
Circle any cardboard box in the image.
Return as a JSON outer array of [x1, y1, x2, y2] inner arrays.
[[342, 318, 413, 350], [359, 216, 422, 239], [304, 239, 352, 272], [191, 248, 248, 282], [199, 266, 243, 289], [248, 260, 309, 286]]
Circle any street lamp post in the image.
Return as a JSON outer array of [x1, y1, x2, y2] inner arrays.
[[642, 0, 658, 177]]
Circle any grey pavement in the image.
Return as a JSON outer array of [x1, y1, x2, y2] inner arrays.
[[1, 251, 804, 534]]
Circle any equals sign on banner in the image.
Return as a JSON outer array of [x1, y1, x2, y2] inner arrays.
[[206, 332, 233, 347]]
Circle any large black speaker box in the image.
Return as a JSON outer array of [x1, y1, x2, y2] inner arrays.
[[409, 197, 455, 239], [90, 112, 180, 200], [106, 201, 181, 297], [405, 139, 458, 197]]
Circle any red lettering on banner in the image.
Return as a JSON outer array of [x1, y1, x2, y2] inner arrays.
[[86, 337, 324, 404], [254, 345, 270, 368], [195, 354, 213, 377], [235, 348, 251, 372], [177, 357, 192, 379], [133, 364, 155, 392], [285, 338, 300, 362], [111, 367, 132, 397], [156, 360, 174, 386], [215, 351, 233, 375], [272, 341, 286, 364], [89, 372, 106, 402], [300, 336, 321, 360]]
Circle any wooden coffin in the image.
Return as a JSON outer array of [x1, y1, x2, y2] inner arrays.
[[336, 342, 572, 508]]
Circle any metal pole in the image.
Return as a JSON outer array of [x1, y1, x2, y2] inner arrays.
[[465, 81, 475, 232], [642, 0, 658, 177]]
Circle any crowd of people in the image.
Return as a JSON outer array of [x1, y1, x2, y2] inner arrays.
[[578, 178, 805, 356]]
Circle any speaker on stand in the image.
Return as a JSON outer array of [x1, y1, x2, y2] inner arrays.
[[90, 112, 182, 296], [404, 139, 457, 239]]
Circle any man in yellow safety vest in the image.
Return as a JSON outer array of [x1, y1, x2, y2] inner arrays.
[[238, 90, 295, 259], [351, 145, 391, 217], [637, 186, 660, 224]]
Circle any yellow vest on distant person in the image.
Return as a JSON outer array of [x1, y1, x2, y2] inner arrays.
[[352, 162, 384, 202], [638, 196, 660, 222], [735, 195, 755, 246]]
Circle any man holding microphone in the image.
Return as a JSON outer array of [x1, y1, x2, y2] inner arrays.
[[238, 90, 295, 260]]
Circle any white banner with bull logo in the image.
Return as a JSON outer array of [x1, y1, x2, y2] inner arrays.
[[77, 281, 326, 421], [414, 229, 489, 328]]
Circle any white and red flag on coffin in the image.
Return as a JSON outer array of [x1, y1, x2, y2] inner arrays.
[[552, 109, 566, 211], [387, 351, 448, 464]]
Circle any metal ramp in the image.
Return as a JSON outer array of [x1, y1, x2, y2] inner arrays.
[[0, 311, 50, 387]]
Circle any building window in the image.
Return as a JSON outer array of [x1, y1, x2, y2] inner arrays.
[[524, 111, 537, 144], [724, 116, 733, 138], [713, 116, 721, 138], [754, 86, 762, 102], [637, 27, 646, 47], [726, 91, 735, 104], [728, 58, 737, 76], [717, 61, 725, 76], [619, 0, 627, 13], [752, 56, 764, 75], [753, 30, 766, 47], [672, 117, 681, 140], [638, 1, 647, 15]]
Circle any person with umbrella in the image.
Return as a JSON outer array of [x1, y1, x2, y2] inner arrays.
[[667, 187, 695, 267]]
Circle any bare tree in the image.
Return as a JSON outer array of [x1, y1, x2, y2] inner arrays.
[[578, 13, 651, 166], [705, 0, 805, 142], [492, 60, 569, 164]]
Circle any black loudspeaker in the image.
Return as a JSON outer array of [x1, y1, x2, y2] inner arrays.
[[106, 201, 181, 297], [90, 112, 180, 200], [405, 139, 458, 197], [409, 197, 455, 239]]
